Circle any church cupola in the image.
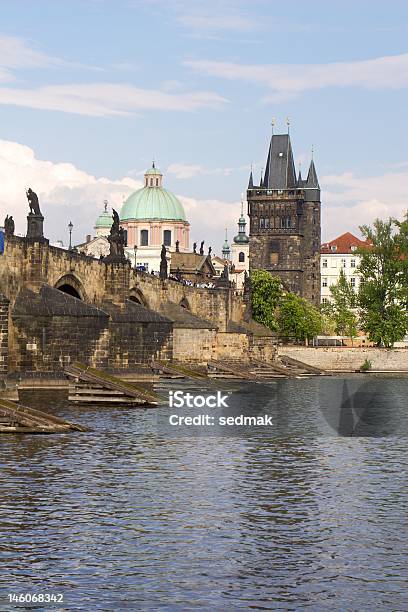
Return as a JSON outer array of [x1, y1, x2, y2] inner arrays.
[[233, 199, 249, 244], [222, 228, 231, 259], [144, 161, 163, 188]]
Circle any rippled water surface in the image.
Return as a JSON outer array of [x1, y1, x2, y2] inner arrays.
[[0, 377, 407, 610]]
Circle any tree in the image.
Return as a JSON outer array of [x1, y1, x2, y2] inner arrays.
[[250, 270, 282, 331], [329, 269, 359, 343], [358, 216, 408, 348], [278, 292, 323, 342]]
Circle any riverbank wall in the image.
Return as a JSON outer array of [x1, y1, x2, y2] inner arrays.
[[278, 346, 408, 372]]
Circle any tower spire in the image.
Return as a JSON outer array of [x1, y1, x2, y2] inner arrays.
[[248, 164, 254, 189], [306, 155, 319, 188]]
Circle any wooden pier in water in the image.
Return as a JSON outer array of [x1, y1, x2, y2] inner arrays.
[[66, 362, 160, 405], [0, 398, 86, 434]]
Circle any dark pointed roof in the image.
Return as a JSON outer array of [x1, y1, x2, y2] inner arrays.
[[248, 170, 253, 188], [306, 159, 319, 188], [263, 134, 297, 189]]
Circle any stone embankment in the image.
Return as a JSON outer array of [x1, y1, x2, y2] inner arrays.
[[278, 347, 408, 372]]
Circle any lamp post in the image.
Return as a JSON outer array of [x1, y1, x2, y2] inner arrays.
[[68, 221, 73, 251], [133, 244, 138, 270]]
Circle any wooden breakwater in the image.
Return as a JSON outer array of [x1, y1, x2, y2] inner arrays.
[[0, 398, 87, 434], [66, 362, 160, 405]]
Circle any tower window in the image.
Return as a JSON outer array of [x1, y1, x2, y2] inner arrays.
[[163, 230, 171, 246], [150, 178, 153, 186], [140, 229, 148, 246], [239, 252, 245, 263]]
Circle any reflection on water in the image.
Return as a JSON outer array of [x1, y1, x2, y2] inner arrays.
[[0, 377, 407, 610]]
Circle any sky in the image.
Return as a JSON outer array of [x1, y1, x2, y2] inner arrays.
[[0, 0, 407, 252]]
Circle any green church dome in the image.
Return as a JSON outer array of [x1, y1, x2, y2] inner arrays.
[[95, 202, 113, 228], [120, 164, 186, 222]]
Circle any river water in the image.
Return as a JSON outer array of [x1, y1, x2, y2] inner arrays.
[[0, 376, 407, 610]]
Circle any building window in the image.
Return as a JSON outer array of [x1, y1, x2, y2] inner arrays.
[[156, 178, 159, 186], [260, 218, 265, 229], [341, 258, 346, 268], [351, 245, 357, 252], [322, 297, 328, 304], [140, 229, 148, 246], [351, 258, 356, 268], [331, 245, 337, 252], [163, 230, 171, 246], [264, 217, 269, 229], [350, 277, 356, 288], [322, 277, 328, 287], [322, 258, 328, 268], [239, 252, 245, 263], [150, 178, 153, 187]]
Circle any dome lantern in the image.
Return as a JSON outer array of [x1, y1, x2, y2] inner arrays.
[[144, 161, 163, 188]]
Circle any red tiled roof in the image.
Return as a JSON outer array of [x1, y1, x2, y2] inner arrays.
[[320, 232, 371, 254]]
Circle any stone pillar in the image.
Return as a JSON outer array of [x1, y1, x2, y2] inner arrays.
[[0, 293, 10, 377], [27, 213, 45, 240], [104, 262, 130, 304]]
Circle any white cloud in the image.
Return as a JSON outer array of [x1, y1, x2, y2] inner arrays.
[[321, 170, 408, 240], [0, 139, 142, 244], [178, 194, 241, 252], [0, 35, 57, 70], [185, 53, 408, 101], [0, 82, 228, 117]]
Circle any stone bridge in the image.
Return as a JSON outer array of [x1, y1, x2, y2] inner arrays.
[[0, 235, 274, 374]]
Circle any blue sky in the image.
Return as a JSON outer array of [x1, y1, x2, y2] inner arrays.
[[0, 0, 407, 249]]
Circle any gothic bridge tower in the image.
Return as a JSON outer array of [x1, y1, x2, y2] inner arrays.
[[247, 131, 321, 305]]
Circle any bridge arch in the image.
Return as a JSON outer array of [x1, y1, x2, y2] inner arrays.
[[55, 274, 87, 301], [129, 287, 149, 308], [179, 297, 191, 310]]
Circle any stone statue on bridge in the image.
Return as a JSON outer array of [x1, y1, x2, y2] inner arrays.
[[160, 244, 168, 280], [26, 188, 42, 215], [104, 209, 127, 263], [25, 188, 45, 240], [4, 215, 15, 237]]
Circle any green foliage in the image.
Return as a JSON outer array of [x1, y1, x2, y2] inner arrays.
[[360, 358, 372, 372], [250, 270, 282, 331], [357, 216, 408, 348], [329, 269, 359, 340], [278, 292, 323, 341]]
